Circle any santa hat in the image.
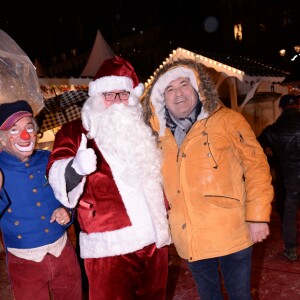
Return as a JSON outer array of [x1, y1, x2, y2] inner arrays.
[[0, 100, 33, 130], [88, 55, 144, 106], [82, 56, 144, 136]]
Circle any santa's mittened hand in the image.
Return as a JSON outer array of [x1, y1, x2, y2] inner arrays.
[[72, 134, 97, 176]]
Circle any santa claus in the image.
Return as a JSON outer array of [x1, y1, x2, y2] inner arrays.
[[47, 55, 171, 300]]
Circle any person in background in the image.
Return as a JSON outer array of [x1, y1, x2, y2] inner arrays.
[[141, 58, 274, 300], [257, 94, 300, 261], [0, 100, 82, 300], [47, 55, 171, 300]]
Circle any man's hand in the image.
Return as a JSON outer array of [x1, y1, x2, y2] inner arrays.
[[248, 222, 270, 243], [50, 207, 71, 226], [72, 134, 97, 175]]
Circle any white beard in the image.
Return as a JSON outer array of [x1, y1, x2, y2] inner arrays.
[[90, 103, 162, 184], [78, 103, 172, 255]]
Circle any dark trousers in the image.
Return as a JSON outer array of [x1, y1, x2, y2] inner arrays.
[[187, 246, 253, 300], [7, 238, 82, 300], [282, 176, 300, 249]]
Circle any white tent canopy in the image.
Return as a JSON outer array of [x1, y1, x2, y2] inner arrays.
[[80, 30, 115, 77]]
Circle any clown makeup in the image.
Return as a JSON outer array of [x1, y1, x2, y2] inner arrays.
[[4, 116, 37, 162]]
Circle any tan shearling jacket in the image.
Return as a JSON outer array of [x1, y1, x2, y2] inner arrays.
[[142, 59, 274, 261]]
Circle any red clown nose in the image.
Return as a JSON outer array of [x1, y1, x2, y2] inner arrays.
[[20, 129, 30, 140]]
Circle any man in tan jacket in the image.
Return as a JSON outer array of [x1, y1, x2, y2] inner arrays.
[[142, 58, 273, 300]]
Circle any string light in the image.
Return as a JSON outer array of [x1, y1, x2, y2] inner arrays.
[[145, 47, 244, 87]]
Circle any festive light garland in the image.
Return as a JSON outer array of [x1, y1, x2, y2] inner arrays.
[[145, 47, 245, 88]]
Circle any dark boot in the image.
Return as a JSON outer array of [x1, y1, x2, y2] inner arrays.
[[282, 247, 298, 261]]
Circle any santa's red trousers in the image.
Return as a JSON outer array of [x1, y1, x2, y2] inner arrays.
[[84, 243, 169, 300]]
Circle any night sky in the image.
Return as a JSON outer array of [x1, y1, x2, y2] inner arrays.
[[1, 1, 222, 63], [1, 0, 299, 76]]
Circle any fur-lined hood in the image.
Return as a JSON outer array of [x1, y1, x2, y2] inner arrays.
[[141, 58, 221, 137]]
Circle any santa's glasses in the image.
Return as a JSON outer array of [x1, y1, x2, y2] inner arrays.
[[103, 91, 130, 101]]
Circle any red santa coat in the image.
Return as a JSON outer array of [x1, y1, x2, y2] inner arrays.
[[47, 119, 171, 259]]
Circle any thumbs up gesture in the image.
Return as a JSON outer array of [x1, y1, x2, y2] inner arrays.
[[71, 134, 97, 176]]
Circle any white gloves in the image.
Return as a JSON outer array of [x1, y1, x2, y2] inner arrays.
[[72, 134, 97, 176]]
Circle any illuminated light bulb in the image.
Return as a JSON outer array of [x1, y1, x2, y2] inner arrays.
[[279, 49, 286, 56]]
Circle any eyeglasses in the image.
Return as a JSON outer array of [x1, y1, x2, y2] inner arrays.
[[103, 91, 130, 101]]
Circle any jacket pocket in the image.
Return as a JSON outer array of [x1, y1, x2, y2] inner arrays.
[[205, 195, 241, 208], [76, 200, 96, 233]]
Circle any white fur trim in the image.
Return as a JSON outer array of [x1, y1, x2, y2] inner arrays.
[[48, 158, 86, 208], [150, 66, 199, 137], [79, 144, 171, 258], [79, 146, 155, 258], [88, 76, 144, 107], [89, 76, 134, 96], [134, 82, 144, 97], [153, 67, 198, 96]]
